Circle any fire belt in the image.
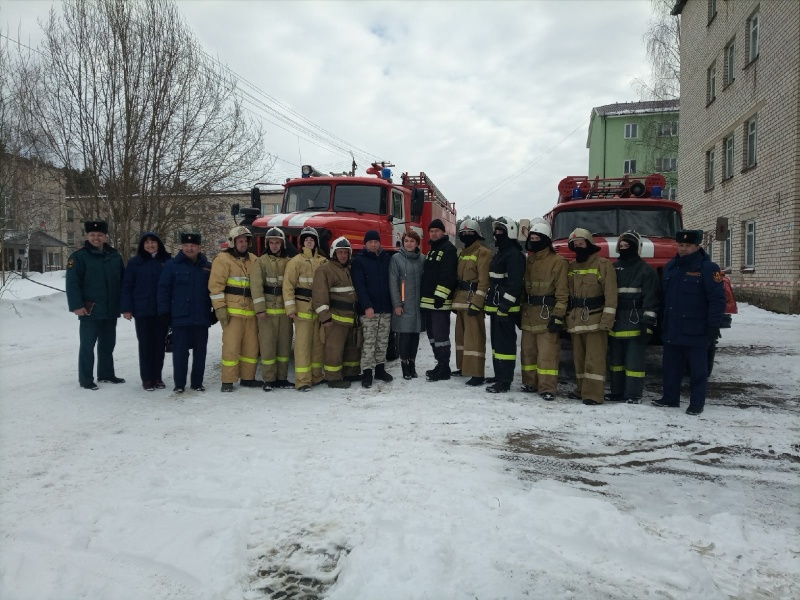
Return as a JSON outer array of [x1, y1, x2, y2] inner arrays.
[[457, 280, 477, 292], [224, 286, 252, 297], [262, 285, 283, 296]]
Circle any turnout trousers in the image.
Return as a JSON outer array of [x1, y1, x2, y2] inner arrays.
[[520, 330, 560, 395], [257, 315, 292, 383], [662, 343, 708, 411], [293, 317, 324, 388], [360, 312, 392, 371], [398, 332, 420, 360], [134, 316, 169, 384], [221, 316, 259, 384], [489, 314, 518, 384], [571, 330, 608, 403], [78, 318, 118, 385], [425, 310, 452, 364], [172, 325, 208, 389], [609, 336, 648, 400], [321, 322, 360, 381], [455, 311, 486, 378]]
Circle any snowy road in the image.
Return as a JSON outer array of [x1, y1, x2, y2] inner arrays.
[[0, 273, 798, 599]]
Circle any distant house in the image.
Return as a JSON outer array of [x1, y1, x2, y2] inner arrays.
[[672, 0, 800, 313], [587, 100, 680, 200]]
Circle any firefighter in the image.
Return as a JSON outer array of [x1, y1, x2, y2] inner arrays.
[[209, 225, 259, 392], [565, 228, 618, 405], [520, 218, 569, 400], [283, 226, 327, 392], [484, 217, 525, 394], [452, 219, 491, 386], [608, 230, 660, 404], [420, 218, 458, 381], [656, 229, 725, 416], [312, 236, 360, 389], [250, 227, 294, 392]]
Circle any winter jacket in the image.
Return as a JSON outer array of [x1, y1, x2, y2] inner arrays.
[[352, 248, 393, 314], [484, 238, 526, 316], [120, 232, 171, 317], [389, 246, 424, 333], [66, 241, 124, 320], [283, 248, 327, 321], [250, 249, 289, 317], [565, 252, 618, 334], [661, 248, 725, 347], [312, 258, 358, 326], [420, 235, 458, 310], [521, 247, 569, 333], [209, 249, 258, 318], [157, 250, 213, 327], [610, 255, 660, 338], [452, 240, 491, 311]]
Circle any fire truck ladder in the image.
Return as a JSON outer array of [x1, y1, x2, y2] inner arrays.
[[402, 172, 451, 209]]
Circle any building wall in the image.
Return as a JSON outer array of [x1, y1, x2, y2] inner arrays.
[[677, 0, 800, 313]]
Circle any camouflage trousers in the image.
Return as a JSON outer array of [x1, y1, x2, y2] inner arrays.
[[360, 312, 392, 370]]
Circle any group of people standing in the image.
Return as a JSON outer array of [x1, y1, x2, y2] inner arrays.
[[66, 215, 725, 416]]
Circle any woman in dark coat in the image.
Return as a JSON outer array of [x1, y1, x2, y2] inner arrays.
[[388, 231, 425, 379], [121, 232, 171, 391]]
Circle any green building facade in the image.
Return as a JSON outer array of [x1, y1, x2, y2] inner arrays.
[[587, 100, 680, 199]]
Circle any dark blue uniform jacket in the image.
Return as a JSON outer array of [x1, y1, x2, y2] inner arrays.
[[120, 233, 171, 317], [157, 251, 213, 327], [661, 249, 725, 346], [352, 249, 393, 314]]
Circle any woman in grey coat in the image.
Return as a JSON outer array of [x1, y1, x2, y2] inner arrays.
[[389, 231, 425, 379]]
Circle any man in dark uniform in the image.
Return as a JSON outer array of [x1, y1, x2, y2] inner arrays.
[[655, 229, 726, 416], [66, 220, 125, 390]]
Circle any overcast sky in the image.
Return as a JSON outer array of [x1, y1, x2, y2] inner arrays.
[[2, 0, 656, 221]]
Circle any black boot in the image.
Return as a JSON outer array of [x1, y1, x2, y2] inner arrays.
[[361, 369, 373, 388], [375, 363, 393, 382], [427, 361, 450, 382], [401, 360, 412, 380], [465, 377, 484, 386], [486, 381, 511, 393], [408, 360, 418, 378]]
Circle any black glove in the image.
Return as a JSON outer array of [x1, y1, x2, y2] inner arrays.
[[640, 321, 653, 336], [707, 327, 721, 344], [467, 305, 481, 317], [547, 316, 564, 333], [433, 296, 445, 309]]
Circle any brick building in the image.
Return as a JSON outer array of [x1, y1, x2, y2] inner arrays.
[[672, 0, 800, 313]]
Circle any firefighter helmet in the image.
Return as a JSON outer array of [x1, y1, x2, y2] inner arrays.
[[298, 226, 320, 249], [529, 218, 552, 240], [265, 227, 286, 245], [568, 227, 597, 249], [228, 225, 252, 244], [330, 236, 352, 260], [458, 218, 485, 241], [492, 216, 518, 240], [617, 230, 643, 255]]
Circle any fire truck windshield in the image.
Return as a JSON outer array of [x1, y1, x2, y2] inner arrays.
[[552, 206, 682, 239], [285, 185, 331, 212], [332, 185, 387, 215]]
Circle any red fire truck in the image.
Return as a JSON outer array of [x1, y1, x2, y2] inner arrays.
[[238, 162, 457, 255]]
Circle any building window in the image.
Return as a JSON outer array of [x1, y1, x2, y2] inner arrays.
[[66, 208, 74, 222], [657, 121, 678, 137], [624, 123, 638, 139], [661, 186, 678, 200], [744, 115, 757, 168], [707, 63, 717, 103], [656, 157, 677, 172], [744, 220, 756, 267], [623, 159, 637, 175], [720, 235, 732, 270], [724, 40, 736, 86], [723, 135, 735, 179], [67, 231, 75, 246], [747, 10, 760, 63], [705, 148, 715, 189], [173, 231, 182, 244], [708, 0, 717, 23]]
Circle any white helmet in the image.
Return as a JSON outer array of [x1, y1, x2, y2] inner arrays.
[[228, 225, 252, 244], [492, 216, 518, 241], [458, 218, 484, 241], [568, 227, 597, 249], [617, 230, 643, 255], [330, 236, 352, 260], [298, 226, 320, 249], [529, 218, 552, 240]]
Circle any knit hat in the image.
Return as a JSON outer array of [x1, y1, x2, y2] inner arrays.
[[180, 232, 202, 245], [363, 229, 381, 244], [428, 219, 445, 232], [676, 229, 703, 244], [84, 220, 108, 234]]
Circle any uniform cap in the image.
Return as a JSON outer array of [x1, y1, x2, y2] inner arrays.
[[84, 220, 108, 234], [363, 229, 381, 244], [180, 232, 202, 245], [429, 219, 446, 232], [676, 229, 703, 245]]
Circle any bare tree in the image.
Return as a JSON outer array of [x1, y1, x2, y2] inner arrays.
[[634, 0, 681, 101], [18, 0, 273, 258]]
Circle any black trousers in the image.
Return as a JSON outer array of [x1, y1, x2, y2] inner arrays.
[[609, 335, 648, 399], [135, 316, 169, 383], [78, 318, 117, 385], [397, 332, 420, 360], [424, 310, 451, 364], [172, 325, 209, 389], [490, 313, 518, 383]]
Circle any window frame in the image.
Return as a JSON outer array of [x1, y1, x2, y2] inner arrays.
[[624, 123, 638, 139], [748, 10, 760, 63], [724, 39, 736, 87], [656, 157, 678, 173], [657, 120, 679, 137], [744, 116, 758, 169], [623, 159, 637, 175], [744, 220, 756, 268], [720, 234, 732, 271], [707, 62, 717, 104], [708, 0, 717, 24], [705, 148, 716, 190], [724, 134, 735, 179]]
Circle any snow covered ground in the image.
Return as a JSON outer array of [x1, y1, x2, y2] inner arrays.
[[1, 271, 798, 600]]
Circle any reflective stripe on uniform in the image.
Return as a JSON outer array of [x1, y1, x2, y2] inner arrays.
[[240, 355, 258, 364], [315, 305, 329, 314], [261, 358, 277, 365], [583, 373, 605, 381], [463, 350, 485, 357], [643, 310, 657, 319], [222, 358, 239, 367], [626, 370, 645, 378], [325, 364, 343, 371], [489, 272, 507, 278], [460, 255, 477, 261], [609, 329, 640, 338], [330, 286, 354, 293], [492, 350, 515, 361], [502, 293, 516, 302], [210, 293, 225, 300], [537, 367, 558, 376], [603, 307, 616, 315], [610, 365, 625, 372], [617, 287, 642, 293], [343, 360, 360, 367], [277, 356, 289, 363], [521, 363, 537, 371], [228, 307, 256, 317], [265, 308, 286, 315], [227, 276, 250, 288], [569, 268, 601, 277], [296, 311, 318, 320], [331, 313, 355, 324]]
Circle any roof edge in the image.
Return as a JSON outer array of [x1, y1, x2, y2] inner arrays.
[[671, 0, 687, 16]]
